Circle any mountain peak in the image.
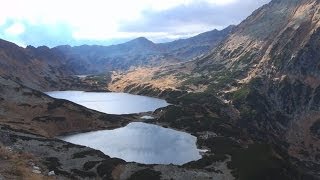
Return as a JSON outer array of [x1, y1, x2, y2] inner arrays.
[[127, 37, 154, 45]]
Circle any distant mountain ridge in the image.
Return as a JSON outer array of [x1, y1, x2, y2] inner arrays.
[[0, 25, 234, 90], [159, 25, 235, 59], [0, 39, 72, 91], [54, 25, 235, 74]]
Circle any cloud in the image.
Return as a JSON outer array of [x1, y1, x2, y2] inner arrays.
[[0, 0, 271, 47], [119, 0, 271, 39], [19, 23, 74, 46], [5, 22, 25, 36], [0, 17, 6, 26]]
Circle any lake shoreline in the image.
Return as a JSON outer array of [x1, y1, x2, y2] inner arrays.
[[60, 122, 203, 165]]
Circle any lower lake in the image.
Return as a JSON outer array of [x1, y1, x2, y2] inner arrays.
[[60, 122, 202, 165]]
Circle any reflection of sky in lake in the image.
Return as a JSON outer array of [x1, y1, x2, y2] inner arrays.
[[140, 115, 154, 120], [48, 91, 200, 164], [46, 91, 169, 114], [61, 122, 202, 165]]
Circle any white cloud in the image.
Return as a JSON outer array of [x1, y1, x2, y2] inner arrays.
[[0, 17, 6, 26], [0, 0, 240, 39], [5, 22, 25, 36], [0, 0, 270, 46], [73, 31, 168, 41], [206, 0, 237, 6]]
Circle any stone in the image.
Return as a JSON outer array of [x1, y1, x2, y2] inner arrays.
[[33, 166, 40, 171], [48, 171, 55, 176], [32, 169, 41, 174]]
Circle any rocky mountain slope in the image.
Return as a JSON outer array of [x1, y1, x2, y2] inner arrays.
[[0, 39, 91, 91], [158, 25, 235, 60], [193, 0, 320, 172], [54, 26, 234, 74], [107, 0, 320, 177]]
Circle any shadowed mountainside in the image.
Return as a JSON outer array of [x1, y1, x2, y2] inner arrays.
[[0, 39, 95, 91]]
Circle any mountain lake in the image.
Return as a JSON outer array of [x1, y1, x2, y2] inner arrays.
[[46, 91, 202, 165]]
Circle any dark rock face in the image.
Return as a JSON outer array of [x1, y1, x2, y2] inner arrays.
[[310, 120, 320, 139], [128, 169, 161, 180]]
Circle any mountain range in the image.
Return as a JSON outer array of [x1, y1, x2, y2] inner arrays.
[[0, 25, 235, 91], [54, 25, 235, 74], [0, 0, 319, 179]]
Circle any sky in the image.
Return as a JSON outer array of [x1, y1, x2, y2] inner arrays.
[[0, 0, 271, 47]]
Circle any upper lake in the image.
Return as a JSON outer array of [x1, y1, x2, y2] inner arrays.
[[46, 91, 169, 114]]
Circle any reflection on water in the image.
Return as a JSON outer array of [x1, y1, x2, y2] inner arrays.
[[46, 91, 169, 114], [61, 122, 202, 165], [48, 91, 199, 164], [140, 115, 155, 120]]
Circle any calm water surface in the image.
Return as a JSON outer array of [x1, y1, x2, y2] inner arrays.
[[46, 91, 169, 114], [47, 91, 201, 164], [61, 122, 202, 165]]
